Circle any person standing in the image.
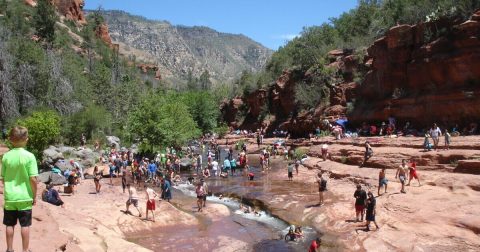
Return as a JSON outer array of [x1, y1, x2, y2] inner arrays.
[[163, 178, 172, 202], [196, 182, 205, 212], [354, 185, 367, 222], [360, 141, 373, 167], [429, 123, 442, 151], [407, 158, 421, 186], [201, 178, 208, 208], [378, 168, 388, 196], [316, 172, 327, 205], [125, 184, 142, 217], [93, 166, 102, 193], [145, 187, 158, 222], [230, 157, 237, 176], [444, 129, 451, 150], [197, 153, 202, 175], [211, 159, 219, 177], [365, 192, 380, 231], [0, 126, 38, 252], [223, 157, 231, 174], [321, 143, 329, 161], [396, 159, 408, 193], [287, 162, 294, 181]]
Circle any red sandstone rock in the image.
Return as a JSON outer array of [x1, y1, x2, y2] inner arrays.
[[454, 160, 480, 175], [245, 89, 267, 119], [352, 11, 480, 127], [27, 0, 87, 24], [95, 23, 112, 46]]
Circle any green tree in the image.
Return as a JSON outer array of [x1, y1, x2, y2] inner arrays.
[[129, 93, 200, 151], [16, 110, 61, 158], [62, 104, 112, 145], [181, 92, 219, 133], [33, 0, 57, 44], [199, 70, 212, 90]]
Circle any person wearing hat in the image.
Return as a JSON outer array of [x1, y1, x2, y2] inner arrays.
[[354, 184, 367, 222]]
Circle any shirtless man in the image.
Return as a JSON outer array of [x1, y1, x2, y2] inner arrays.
[[378, 168, 388, 196], [395, 159, 408, 193], [126, 184, 142, 217]]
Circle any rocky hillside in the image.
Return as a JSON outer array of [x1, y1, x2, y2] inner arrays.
[[97, 10, 273, 84]]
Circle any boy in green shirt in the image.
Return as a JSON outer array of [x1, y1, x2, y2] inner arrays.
[[0, 126, 38, 252]]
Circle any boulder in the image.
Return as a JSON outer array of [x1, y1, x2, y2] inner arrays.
[[106, 136, 120, 150], [38, 172, 68, 185], [180, 158, 192, 168], [454, 160, 480, 175], [42, 146, 64, 165], [54, 160, 70, 171], [71, 148, 99, 168]]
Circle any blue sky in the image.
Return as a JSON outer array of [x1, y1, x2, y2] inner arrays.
[[85, 0, 358, 50]]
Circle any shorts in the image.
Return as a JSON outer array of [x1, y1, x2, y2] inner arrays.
[[321, 149, 328, 155], [3, 209, 32, 227], [379, 178, 388, 187], [410, 171, 418, 179], [127, 199, 138, 207], [288, 171, 293, 178], [399, 175, 406, 183], [146, 200, 155, 211], [366, 212, 375, 221], [197, 195, 204, 200], [355, 204, 365, 212]]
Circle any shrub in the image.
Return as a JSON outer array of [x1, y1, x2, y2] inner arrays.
[[16, 110, 61, 159], [214, 123, 229, 138]]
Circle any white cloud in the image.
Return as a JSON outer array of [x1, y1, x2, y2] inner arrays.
[[277, 34, 299, 40]]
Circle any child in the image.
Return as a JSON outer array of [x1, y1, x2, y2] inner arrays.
[[287, 162, 294, 181], [0, 126, 38, 252], [145, 187, 158, 222], [444, 129, 451, 150], [424, 133, 432, 151]]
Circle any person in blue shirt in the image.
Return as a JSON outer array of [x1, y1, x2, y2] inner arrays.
[[148, 160, 157, 181], [230, 158, 237, 176], [223, 158, 231, 173]]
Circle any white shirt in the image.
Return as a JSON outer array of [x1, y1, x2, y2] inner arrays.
[[212, 161, 218, 170], [430, 127, 442, 138]]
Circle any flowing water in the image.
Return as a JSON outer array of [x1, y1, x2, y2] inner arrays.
[[126, 144, 333, 251]]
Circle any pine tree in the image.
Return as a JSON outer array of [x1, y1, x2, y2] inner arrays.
[[33, 0, 58, 44]]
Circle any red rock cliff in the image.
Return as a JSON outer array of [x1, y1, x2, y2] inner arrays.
[[351, 10, 480, 128], [25, 0, 87, 25]]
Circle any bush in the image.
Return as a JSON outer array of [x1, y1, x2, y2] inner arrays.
[[292, 147, 308, 160], [16, 110, 61, 159], [214, 123, 229, 138], [62, 104, 112, 145]]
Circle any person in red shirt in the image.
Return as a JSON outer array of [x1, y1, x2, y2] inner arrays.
[[309, 237, 321, 252], [407, 158, 421, 186]]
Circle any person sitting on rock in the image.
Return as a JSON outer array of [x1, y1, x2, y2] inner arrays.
[[43, 184, 64, 208]]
